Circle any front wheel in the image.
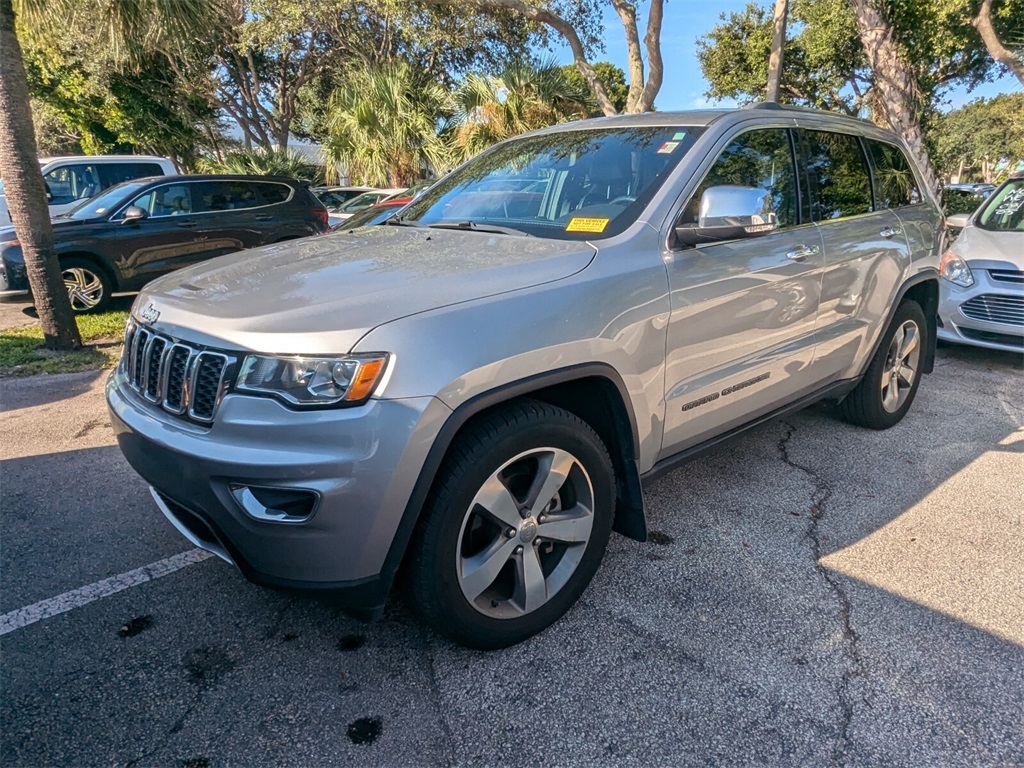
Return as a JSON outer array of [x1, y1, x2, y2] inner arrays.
[[406, 400, 615, 649], [840, 299, 926, 429], [61, 258, 112, 313]]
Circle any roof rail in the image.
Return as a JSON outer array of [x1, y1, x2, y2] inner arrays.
[[747, 102, 784, 110]]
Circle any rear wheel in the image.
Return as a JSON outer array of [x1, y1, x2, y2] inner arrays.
[[61, 258, 112, 313], [840, 299, 926, 429], [406, 400, 615, 649]]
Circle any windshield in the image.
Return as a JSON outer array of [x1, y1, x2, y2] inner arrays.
[[67, 180, 148, 220], [400, 126, 704, 240], [977, 178, 1024, 232]]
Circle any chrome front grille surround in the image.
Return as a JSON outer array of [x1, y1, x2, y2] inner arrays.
[[960, 293, 1024, 327], [122, 320, 237, 423]]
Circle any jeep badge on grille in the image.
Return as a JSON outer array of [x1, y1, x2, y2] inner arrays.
[[140, 303, 160, 323]]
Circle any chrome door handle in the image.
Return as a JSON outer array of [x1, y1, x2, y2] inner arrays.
[[880, 226, 903, 238], [786, 244, 820, 262]]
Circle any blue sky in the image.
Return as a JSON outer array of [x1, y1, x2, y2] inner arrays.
[[548, 0, 1022, 112]]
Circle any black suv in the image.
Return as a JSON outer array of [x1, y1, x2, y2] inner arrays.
[[0, 175, 329, 311]]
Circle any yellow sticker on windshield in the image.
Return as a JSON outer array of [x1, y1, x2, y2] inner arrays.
[[566, 217, 610, 233]]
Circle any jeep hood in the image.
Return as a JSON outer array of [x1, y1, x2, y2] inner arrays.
[[137, 226, 596, 353]]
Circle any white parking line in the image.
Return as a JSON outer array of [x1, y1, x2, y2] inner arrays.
[[0, 549, 215, 636]]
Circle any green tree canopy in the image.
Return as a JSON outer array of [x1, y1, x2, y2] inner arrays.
[[930, 93, 1024, 182]]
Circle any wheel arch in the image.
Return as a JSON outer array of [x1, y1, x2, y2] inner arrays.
[[59, 251, 120, 291], [383, 363, 648, 590], [854, 270, 939, 380]]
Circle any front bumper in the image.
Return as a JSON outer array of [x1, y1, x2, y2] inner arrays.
[[0, 248, 28, 293], [107, 368, 450, 610], [937, 271, 1023, 353]]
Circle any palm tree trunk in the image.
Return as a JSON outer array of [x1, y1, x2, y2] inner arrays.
[[848, 0, 941, 195], [0, 0, 81, 350], [766, 0, 788, 102]]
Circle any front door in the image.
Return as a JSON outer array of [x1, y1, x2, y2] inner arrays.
[[660, 127, 825, 455], [115, 182, 208, 283]]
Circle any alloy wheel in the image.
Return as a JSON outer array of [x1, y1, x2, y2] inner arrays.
[[62, 267, 105, 311], [880, 319, 921, 413], [456, 447, 595, 619]]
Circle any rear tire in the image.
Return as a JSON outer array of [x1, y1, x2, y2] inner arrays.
[[406, 400, 615, 649], [840, 299, 926, 430], [61, 257, 112, 313]]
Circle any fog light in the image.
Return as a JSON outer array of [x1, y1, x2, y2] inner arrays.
[[230, 485, 318, 523]]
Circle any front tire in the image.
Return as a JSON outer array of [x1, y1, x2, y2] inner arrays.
[[406, 400, 615, 649], [61, 258, 112, 313], [840, 299, 926, 429]]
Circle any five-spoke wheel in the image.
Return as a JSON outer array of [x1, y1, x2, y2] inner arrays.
[[407, 400, 614, 649], [841, 299, 926, 429]]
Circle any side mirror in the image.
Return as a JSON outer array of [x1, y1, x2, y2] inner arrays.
[[945, 213, 970, 230], [122, 206, 148, 223], [675, 186, 777, 246]]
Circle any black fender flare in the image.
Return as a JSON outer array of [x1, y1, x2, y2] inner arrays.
[[378, 362, 646, 589]]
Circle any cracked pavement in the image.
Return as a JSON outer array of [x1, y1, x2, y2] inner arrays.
[[1, 342, 1022, 767]]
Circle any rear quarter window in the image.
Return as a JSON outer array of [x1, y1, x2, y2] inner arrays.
[[256, 183, 292, 205], [865, 140, 921, 208]]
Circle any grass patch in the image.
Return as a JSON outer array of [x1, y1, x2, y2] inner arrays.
[[0, 309, 128, 377]]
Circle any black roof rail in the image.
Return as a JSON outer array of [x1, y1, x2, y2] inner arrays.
[[747, 102, 785, 110]]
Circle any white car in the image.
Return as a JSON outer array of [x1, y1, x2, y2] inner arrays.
[[328, 188, 406, 223], [940, 171, 1024, 353], [0, 155, 177, 222]]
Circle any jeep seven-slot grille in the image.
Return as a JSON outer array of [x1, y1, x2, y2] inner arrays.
[[960, 294, 1024, 327], [122, 320, 236, 423]]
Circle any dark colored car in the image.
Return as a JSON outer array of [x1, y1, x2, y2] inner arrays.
[[0, 175, 329, 312]]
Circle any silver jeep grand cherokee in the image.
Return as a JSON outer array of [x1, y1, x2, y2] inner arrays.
[[108, 106, 942, 649]]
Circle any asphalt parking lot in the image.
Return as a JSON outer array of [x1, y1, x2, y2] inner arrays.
[[1, 341, 1022, 767]]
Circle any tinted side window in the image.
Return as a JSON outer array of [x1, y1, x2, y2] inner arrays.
[[194, 181, 260, 212], [98, 162, 165, 188], [681, 128, 798, 229], [800, 130, 873, 220], [256, 182, 291, 205], [130, 184, 193, 217], [864, 140, 921, 208]]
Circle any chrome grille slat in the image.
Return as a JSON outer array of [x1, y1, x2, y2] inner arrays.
[[989, 269, 1024, 285], [960, 294, 1024, 327], [119, 327, 236, 423]]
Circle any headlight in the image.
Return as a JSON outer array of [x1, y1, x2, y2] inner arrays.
[[939, 250, 974, 287], [236, 353, 389, 406]]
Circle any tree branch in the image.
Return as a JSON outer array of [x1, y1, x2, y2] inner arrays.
[[971, 0, 1024, 87], [418, 0, 617, 115]]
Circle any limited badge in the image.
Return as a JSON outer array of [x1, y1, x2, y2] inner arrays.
[[566, 217, 610, 233], [140, 303, 160, 323]]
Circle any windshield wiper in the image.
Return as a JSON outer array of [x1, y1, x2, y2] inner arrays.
[[428, 220, 532, 237]]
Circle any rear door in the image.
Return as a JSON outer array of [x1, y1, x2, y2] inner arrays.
[[660, 126, 825, 454], [796, 128, 912, 381], [192, 180, 264, 255]]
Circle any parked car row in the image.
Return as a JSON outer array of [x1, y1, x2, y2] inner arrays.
[[0, 175, 328, 311]]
